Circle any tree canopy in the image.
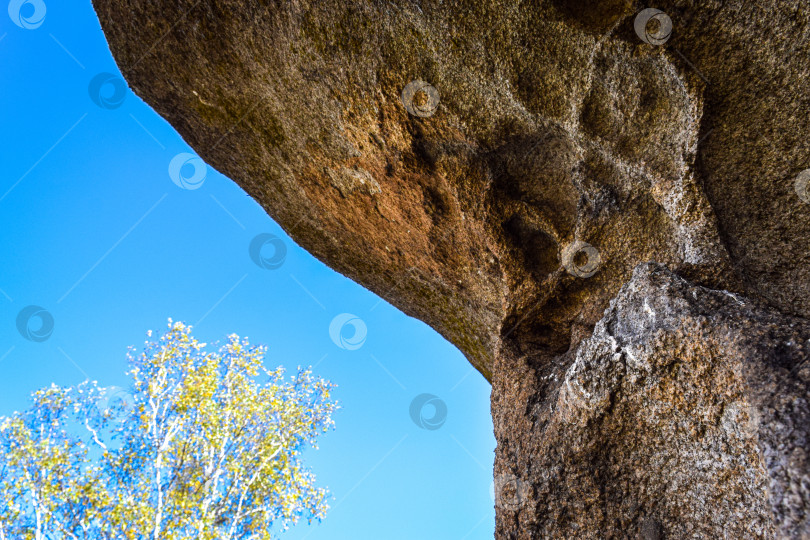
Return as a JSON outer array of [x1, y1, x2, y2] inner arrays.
[[0, 320, 337, 539]]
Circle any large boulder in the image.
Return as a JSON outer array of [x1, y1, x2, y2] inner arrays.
[[92, 0, 810, 536]]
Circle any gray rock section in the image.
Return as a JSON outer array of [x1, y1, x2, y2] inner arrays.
[[493, 263, 809, 537]]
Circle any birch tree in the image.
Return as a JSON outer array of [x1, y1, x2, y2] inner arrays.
[[0, 321, 337, 539]]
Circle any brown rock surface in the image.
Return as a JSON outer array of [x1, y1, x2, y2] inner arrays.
[[92, 0, 810, 536]]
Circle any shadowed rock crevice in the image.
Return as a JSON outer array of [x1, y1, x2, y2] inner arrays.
[[92, 0, 810, 536]]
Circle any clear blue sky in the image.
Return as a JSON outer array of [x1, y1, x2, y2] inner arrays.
[[0, 2, 495, 538]]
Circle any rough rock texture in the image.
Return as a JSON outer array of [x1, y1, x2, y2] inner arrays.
[[91, 0, 810, 536], [493, 263, 810, 538]]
